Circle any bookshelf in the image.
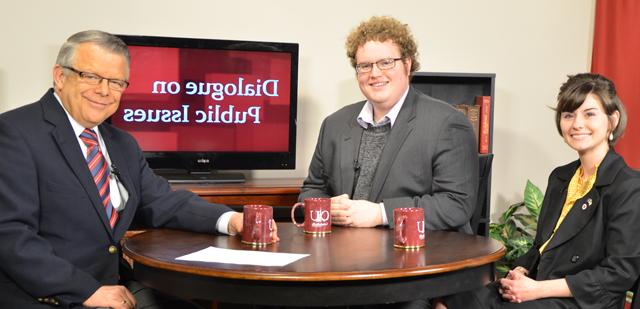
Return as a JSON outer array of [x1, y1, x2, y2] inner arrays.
[[410, 72, 495, 236]]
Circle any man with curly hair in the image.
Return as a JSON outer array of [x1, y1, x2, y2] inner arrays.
[[300, 15, 478, 234]]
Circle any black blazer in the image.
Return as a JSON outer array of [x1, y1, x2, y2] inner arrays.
[[299, 87, 479, 233], [0, 89, 232, 308], [514, 150, 640, 309]]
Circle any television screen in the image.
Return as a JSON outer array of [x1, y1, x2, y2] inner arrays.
[[110, 35, 298, 182]]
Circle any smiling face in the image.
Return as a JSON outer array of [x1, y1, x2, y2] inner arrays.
[[355, 40, 411, 115], [560, 93, 619, 158], [53, 42, 128, 128]]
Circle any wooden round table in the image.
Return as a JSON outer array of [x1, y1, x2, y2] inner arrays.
[[123, 223, 504, 306]]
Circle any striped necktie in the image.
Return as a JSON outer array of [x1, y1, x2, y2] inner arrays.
[[79, 129, 118, 229]]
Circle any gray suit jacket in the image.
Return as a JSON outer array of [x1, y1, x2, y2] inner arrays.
[[300, 87, 479, 233]]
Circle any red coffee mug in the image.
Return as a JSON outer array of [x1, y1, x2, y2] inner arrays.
[[394, 207, 425, 249], [291, 198, 331, 235], [242, 205, 274, 246]]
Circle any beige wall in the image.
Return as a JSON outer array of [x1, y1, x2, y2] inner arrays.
[[0, 0, 595, 220]]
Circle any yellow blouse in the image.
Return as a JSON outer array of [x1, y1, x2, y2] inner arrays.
[[539, 165, 598, 253]]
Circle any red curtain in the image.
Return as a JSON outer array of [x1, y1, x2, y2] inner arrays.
[[591, 0, 640, 169]]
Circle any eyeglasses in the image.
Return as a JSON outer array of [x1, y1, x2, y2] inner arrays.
[[63, 66, 129, 91], [355, 58, 404, 74]]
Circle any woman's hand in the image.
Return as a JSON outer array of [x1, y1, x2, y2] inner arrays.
[[499, 269, 539, 303], [510, 266, 529, 277], [499, 270, 571, 303]]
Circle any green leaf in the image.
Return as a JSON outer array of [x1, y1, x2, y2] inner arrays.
[[509, 236, 533, 249], [524, 180, 543, 217], [495, 263, 510, 278], [504, 247, 521, 261], [513, 213, 538, 230], [501, 201, 524, 223], [515, 225, 536, 238], [502, 220, 517, 240], [489, 223, 505, 243], [505, 236, 533, 261]]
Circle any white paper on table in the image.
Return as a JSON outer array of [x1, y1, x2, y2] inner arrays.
[[175, 246, 309, 267]]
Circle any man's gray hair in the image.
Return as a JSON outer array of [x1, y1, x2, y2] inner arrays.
[[56, 30, 130, 78]]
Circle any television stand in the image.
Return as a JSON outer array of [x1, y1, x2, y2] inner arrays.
[[155, 169, 246, 184], [170, 178, 303, 222]]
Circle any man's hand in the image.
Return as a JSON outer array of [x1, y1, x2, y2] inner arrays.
[[228, 212, 244, 235], [270, 219, 280, 242], [228, 212, 279, 242], [330, 194, 382, 227], [83, 285, 135, 309]]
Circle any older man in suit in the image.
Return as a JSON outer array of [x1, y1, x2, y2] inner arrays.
[[300, 16, 478, 234], [0, 30, 276, 309]]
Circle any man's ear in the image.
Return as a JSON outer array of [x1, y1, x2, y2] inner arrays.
[[52, 65, 66, 89], [404, 58, 412, 77]]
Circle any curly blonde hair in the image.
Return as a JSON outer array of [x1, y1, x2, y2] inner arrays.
[[345, 16, 420, 73]]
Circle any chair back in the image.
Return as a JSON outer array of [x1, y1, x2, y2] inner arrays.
[[470, 153, 493, 236]]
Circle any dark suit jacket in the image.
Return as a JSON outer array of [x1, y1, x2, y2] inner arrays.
[[299, 87, 479, 233], [0, 89, 233, 308], [514, 150, 640, 309]]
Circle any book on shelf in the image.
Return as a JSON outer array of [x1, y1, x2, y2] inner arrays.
[[453, 104, 480, 146], [466, 105, 480, 144], [453, 104, 468, 116], [624, 290, 634, 309], [475, 96, 491, 154]]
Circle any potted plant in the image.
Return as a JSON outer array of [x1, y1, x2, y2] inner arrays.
[[489, 180, 544, 277]]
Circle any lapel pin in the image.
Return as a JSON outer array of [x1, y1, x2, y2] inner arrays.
[[581, 203, 588, 210], [587, 198, 593, 206]]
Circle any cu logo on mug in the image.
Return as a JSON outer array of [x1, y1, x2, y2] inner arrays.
[[417, 220, 425, 239], [310, 210, 330, 222]]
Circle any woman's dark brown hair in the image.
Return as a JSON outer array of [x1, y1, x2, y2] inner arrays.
[[555, 73, 627, 145]]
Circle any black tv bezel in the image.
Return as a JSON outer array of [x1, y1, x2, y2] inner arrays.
[[112, 34, 298, 172]]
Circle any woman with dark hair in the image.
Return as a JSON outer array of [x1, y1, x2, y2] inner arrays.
[[440, 73, 640, 309]]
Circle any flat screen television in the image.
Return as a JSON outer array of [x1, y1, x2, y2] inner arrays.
[[109, 35, 298, 183]]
